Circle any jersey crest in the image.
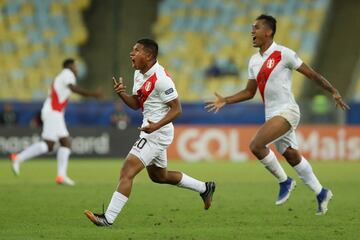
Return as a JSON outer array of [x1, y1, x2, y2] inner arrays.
[[144, 81, 152, 91], [266, 58, 275, 68], [137, 73, 158, 110], [256, 51, 282, 102]]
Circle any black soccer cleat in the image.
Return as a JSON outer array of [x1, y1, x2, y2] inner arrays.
[[200, 181, 216, 210], [84, 210, 112, 227]]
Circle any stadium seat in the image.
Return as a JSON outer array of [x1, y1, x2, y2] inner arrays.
[[0, 0, 89, 100], [153, 0, 331, 102], [352, 72, 360, 101]]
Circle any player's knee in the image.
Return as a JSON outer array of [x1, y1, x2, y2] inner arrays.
[[283, 148, 301, 166], [60, 143, 71, 149], [46, 143, 54, 152], [249, 140, 262, 155], [59, 138, 71, 148], [149, 174, 167, 184], [119, 170, 135, 183]]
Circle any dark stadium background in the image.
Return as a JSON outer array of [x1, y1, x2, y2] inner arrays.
[[0, 0, 359, 160], [1, 1, 360, 240]]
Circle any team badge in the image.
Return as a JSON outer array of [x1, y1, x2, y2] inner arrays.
[[144, 81, 152, 91], [266, 58, 275, 69]]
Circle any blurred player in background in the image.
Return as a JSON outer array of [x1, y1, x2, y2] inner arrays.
[[110, 101, 129, 130], [0, 102, 18, 127], [10, 58, 103, 186], [84, 38, 215, 227], [206, 14, 349, 215]]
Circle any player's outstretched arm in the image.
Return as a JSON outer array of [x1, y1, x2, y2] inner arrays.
[[205, 80, 257, 113], [138, 98, 181, 134], [297, 63, 350, 110], [69, 84, 103, 99], [113, 76, 140, 110], [205, 92, 226, 113]]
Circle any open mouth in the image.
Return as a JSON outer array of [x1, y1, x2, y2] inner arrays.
[[252, 36, 257, 45]]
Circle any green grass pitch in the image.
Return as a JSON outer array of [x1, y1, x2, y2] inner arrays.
[[0, 159, 359, 240]]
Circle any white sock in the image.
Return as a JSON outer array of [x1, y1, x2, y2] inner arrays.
[[105, 191, 128, 224], [260, 150, 288, 183], [177, 173, 206, 193], [57, 147, 71, 177], [16, 141, 48, 163], [293, 157, 322, 195]]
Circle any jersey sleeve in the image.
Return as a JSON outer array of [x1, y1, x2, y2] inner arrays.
[[247, 56, 256, 80], [283, 47, 303, 70], [156, 77, 178, 103], [64, 71, 76, 86], [132, 71, 140, 95]]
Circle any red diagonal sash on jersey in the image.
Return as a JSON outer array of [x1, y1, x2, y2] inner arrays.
[[137, 73, 158, 110], [256, 50, 282, 102], [51, 83, 69, 112]]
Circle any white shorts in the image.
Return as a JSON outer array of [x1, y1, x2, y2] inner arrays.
[[41, 110, 69, 141], [272, 130, 299, 154], [129, 130, 173, 168], [266, 106, 300, 154]]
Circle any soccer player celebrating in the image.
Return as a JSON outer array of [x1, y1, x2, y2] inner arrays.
[[206, 14, 349, 215], [10, 58, 103, 186], [84, 39, 215, 227]]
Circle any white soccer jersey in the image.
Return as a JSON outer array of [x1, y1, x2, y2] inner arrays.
[[132, 61, 178, 133], [42, 68, 76, 114], [248, 42, 303, 117], [40, 68, 76, 140]]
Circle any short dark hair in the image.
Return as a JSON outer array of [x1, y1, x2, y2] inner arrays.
[[137, 38, 158, 59], [63, 58, 75, 68], [256, 14, 277, 37]]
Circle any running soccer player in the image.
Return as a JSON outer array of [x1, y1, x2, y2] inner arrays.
[[206, 14, 349, 215], [84, 38, 215, 227], [10, 58, 103, 186]]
